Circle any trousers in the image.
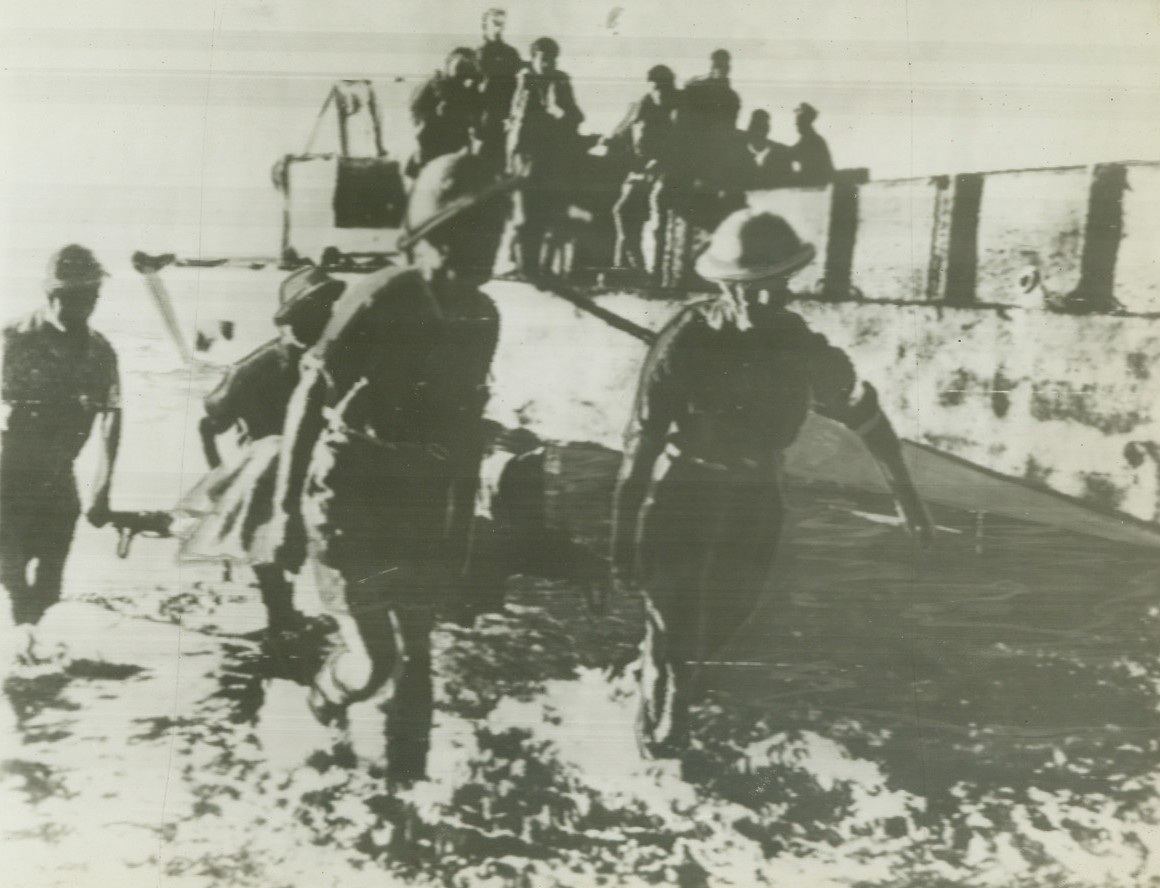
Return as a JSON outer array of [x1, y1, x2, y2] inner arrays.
[[613, 172, 664, 275], [301, 431, 452, 786], [0, 453, 79, 626], [634, 458, 785, 755]]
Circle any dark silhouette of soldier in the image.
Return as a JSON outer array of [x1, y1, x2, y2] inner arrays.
[[408, 48, 480, 178], [185, 267, 344, 639], [790, 102, 835, 187], [650, 49, 745, 287], [610, 64, 682, 277], [263, 152, 513, 788], [476, 7, 523, 174], [506, 36, 584, 277], [740, 109, 794, 190], [1, 246, 121, 645], [678, 49, 742, 189], [612, 211, 932, 758]]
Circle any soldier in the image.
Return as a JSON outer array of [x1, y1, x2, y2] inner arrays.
[[506, 36, 584, 277], [790, 102, 835, 187], [740, 109, 794, 190], [1, 245, 121, 639], [610, 64, 682, 277], [653, 49, 744, 287], [611, 210, 932, 758], [185, 267, 344, 638], [678, 49, 742, 189], [408, 48, 480, 178], [263, 152, 513, 788], [476, 7, 523, 174]]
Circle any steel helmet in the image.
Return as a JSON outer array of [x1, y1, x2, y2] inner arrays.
[[398, 151, 519, 252], [695, 209, 816, 284], [273, 266, 345, 325], [45, 244, 107, 292]]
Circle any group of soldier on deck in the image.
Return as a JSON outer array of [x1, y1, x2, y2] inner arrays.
[[1, 17, 928, 795], [409, 8, 836, 280]]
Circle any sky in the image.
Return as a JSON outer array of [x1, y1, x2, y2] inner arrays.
[[1, 0, 1158, 263]]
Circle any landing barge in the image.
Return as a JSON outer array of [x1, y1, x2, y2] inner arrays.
[[138, 81, 1160, 546]]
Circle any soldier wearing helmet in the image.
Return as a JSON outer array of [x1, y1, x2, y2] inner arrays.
[[611, 210, 931, 758], [182, 266, 345, 643], [262, 152, 514, 788], [1, 245, 121, 643]]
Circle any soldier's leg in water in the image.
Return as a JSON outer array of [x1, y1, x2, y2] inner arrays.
[[637, 582, 699, 757], [308, 557, 400, 721], [382, 601, 434, 788], [13, 483, 81, 626], [252, 562, 301, 631], [0, 497, 35, 626], [684, 482, 786, 681], [316, 558, 434, 786]]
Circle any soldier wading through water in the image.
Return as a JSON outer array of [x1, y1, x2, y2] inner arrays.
[[262, 152, 513, 788], [1, 246, 121, 657], [182, 267, 344, 644], [612, 210, 933, 758]]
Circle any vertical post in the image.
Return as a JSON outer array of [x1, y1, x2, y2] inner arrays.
[[821, 169, 864, 299], [1065, 162, 1127, 312], [367, 86, 387, 158], [943, 172, 984, 306], [926, 174, 952, 301]]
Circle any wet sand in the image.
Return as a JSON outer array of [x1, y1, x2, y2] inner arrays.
[[2, 482, 1158, 887], [2, 270, 1159, 886]]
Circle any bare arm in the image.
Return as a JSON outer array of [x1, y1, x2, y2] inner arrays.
[[86, 407, 121, 527], [85, 344, 123, 527], [805, 331, 931, 544], [817, 381, 933, 545]]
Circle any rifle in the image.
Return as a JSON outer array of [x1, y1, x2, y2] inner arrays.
[[108, 510, 174, 559]]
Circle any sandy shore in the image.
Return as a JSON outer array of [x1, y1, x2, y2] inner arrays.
[[2, 268, 1160, 886], [3, 481, 1160, 887]]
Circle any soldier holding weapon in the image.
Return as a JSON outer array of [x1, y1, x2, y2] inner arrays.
[[1, 246, 121, 653]]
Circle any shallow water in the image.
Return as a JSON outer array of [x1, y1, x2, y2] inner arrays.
[[2, 268, 1159, 886]]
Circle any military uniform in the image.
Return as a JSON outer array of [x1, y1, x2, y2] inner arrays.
[[677, 74, 741, 186], [744, 136, 795, 190], [203, 339, 301, 443], [409, 72, 480, 176], [184, 266, 343, 634], [791, 130, 835, 187], [610, 88, 682, 274], [181, 340, 304, 627], [507, 65, 584, 275], [477, 37, 523, 173], [1, 308, 120, 624], [612, 298, 878, 754], [280, 264, 499, 784]]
